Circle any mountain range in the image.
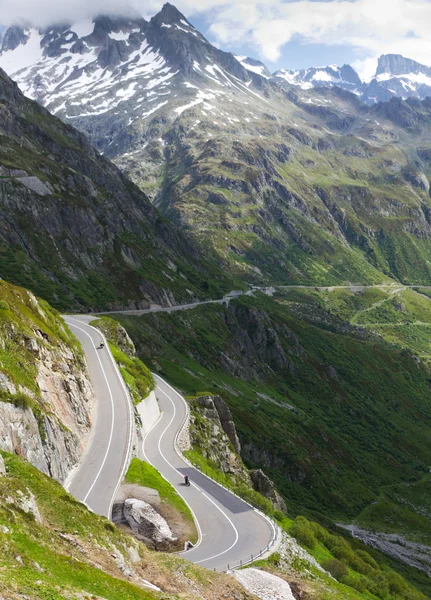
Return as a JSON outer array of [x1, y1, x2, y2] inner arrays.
[[274, 54, 431, 104], [1, 3, 431, 288], [2, 4, 431, 597]]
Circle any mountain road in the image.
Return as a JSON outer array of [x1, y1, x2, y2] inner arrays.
[[63, 315, 277, 572]]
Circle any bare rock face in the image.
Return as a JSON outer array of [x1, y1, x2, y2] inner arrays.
[[233, 568, 295, 600], [250, 469, 287, 513], [0, 403, 81, 482], [124, 498, 177, 550], [0, 290, 94, 483], [0, 454, 6, 476], [191, 395, 249, 480], [212, 395, 241, 454]]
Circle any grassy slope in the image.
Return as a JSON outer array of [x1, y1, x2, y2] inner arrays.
[[183, 393, 429, 600], [126, 458, 197, 543], [114, 295, 431, 521], [305, 285, 431, 545], [0, 451, 256, 600]]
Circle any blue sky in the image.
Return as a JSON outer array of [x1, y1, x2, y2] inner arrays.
[[2, 0, 431, 81], [190, 14, 362, 73]]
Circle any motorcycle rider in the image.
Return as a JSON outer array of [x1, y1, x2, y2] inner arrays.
[[184, 474, 190, 486]]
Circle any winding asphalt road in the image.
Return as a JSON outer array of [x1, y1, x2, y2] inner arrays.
[[63, 315, 277, 571], [63, 315, 133, 519], [145, 375, 276, 571]]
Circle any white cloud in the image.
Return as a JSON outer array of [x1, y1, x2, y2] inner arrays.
[[352, 57, 378, 82], [203, 0, 431, 70], [0, 0, 146, 26]]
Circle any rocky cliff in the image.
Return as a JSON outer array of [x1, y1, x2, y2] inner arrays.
[[188, 394, 286, 511], [0, 280, 94, 482], [189, 395, 247, 480]]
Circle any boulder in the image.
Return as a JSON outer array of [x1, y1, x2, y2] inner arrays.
[[124, 498, 177, 550]]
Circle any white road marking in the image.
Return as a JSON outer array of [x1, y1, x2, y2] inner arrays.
[[156, 384, 240, 561], [80, 319, 135, 518], [142, 386, 203, 550], [195, 491, 239, 564], [65, 319, 116, 507]]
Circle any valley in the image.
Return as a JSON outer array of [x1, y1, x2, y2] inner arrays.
[[1, 2, 431, 599]]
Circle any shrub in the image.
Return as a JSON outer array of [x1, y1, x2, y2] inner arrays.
[[273, 509, 285, 522], [290, 517, 317, 549], [340, 574, 368, 593], [356, 549, 379, 570], [0, 300, 9, 311], [322, 558, 348, 580], [267, 552, 281, 566]]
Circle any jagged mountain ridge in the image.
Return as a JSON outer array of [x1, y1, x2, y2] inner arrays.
[[0, 3, 258, 136], [274, 64, 362, 94], [3, 5, 431, 287]]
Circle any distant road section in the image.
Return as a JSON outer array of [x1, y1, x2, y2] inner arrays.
[[63, 315, 132, 518], [88, 283, 429, 318]]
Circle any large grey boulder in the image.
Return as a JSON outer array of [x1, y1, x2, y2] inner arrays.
[[124, 498, 177, 550]]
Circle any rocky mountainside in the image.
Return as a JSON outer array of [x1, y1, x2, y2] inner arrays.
[[0, 63, 233, 311], [0, 280, 93, 482], [3, 7, 431, 287]]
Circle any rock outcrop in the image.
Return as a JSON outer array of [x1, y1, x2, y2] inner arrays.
[[250, 469, 287, 513], [232, 568, 296, 600], [124, 498, 178, 550], [190, 395, 248, 479], [0, 283, 94, 483], [189, 394, 287, 511]]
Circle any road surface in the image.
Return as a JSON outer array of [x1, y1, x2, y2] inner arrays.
[[144, 375, 277, 571], [63, 315, 276, 571], [88, 283, 431, 318], [63, 315, 132, 518]]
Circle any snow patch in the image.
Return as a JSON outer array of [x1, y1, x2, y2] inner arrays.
[[0, 29, 43, 74], [109, 31, 131, 41]]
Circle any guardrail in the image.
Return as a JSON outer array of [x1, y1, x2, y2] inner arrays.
[[213, 513, 280, 572]]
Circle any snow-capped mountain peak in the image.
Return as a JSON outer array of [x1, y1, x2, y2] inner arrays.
[[360, 54, 431, 104], [375, 53, 431, 78], [274, 64, 362, 94], [0, 3, 270, 165]]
